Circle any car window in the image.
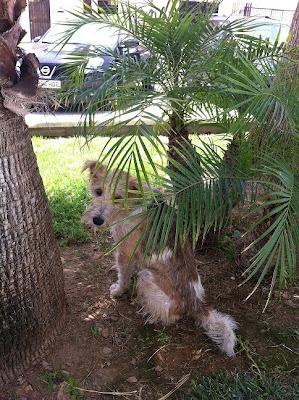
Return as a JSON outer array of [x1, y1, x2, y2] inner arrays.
[[251, 23, 289, 43], [41, 23, 119, 49]]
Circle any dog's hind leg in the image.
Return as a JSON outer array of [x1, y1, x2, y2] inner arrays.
[[110, 249, 136, 297], [137, 269, 180, 324]]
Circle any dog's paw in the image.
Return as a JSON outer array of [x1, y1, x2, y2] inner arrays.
[[110, 283, 124, 297]]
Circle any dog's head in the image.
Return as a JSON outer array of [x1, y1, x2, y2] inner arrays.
[[82, 160, 141, 228]]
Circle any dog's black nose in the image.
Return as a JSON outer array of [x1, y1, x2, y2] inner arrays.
[[92, 216, 104, 226]]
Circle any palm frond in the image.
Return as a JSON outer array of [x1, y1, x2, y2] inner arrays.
[[143, 139, 246, 253], [242, 156, 299, 308]]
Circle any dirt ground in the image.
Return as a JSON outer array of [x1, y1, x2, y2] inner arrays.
[[2, 232, 299, 400]]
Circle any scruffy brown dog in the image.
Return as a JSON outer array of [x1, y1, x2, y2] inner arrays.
[[82, 160, 237, 357]]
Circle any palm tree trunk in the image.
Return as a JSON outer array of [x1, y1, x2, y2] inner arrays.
[[167, 110, 191, 168], [0, 103, 66, 383], [288, 2, 299, 54]]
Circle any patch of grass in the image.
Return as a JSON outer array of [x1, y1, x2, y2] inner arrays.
[[41, 369, 65, 390], [156, 329, 171, 345], [268, 326, 299, 348], [136, 325, 171, 347], [90, 324, 101, 337], [33, 137, 94, 244], [187, 372, 299, 400], [41, 369, 83, 399], [64, 377, 83, 400]]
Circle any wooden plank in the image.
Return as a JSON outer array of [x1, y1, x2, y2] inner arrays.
[[27, 116, 225, 137], [28, 0, 50, 40]]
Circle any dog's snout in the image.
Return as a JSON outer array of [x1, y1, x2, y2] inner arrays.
[[93, 216, 104, 226]]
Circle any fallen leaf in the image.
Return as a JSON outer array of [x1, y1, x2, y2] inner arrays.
[[101, 327, 110, 338]]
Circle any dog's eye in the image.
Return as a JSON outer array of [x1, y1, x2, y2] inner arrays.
[[95, 188, 102, 196]]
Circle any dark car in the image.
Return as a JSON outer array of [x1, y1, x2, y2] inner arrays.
[[22, 22, 148, 107]]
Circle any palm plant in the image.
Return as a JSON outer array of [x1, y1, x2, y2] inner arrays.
[[62, 0, 298, 305]]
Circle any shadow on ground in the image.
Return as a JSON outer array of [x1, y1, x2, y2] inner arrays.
[[2, 233, 298, 399]]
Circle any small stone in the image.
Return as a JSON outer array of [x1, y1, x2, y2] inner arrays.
[[24, 384, 33, 393], [101, 327, 110, 339], [230, 276, 236, 280], [102, 346, 112, 355], [233, 230, 242, 238], [61, 370, 71, 377], [127, 376, 138, 383], [17, 376, 25, 385], [60, 257, 66, 264], [282, 292, 289, 300], [130, 358, 137, 366]]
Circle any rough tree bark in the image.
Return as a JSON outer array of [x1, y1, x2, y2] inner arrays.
[[0, 0, 65, 383], [287, 2, 299, 57]]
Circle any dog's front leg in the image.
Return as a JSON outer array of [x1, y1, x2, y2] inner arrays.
[[110, 249, 135, 297]]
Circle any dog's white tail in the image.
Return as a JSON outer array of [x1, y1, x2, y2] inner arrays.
[[200, 309, 237, 357]]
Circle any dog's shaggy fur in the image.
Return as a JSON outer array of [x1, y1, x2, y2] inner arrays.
[[82, 160, 237, 357]]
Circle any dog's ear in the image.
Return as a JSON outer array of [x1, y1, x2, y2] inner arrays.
[[82, 160, 97, 173], [82, 160, 104, 175]]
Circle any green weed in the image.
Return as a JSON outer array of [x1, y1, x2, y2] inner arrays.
[[41, 369, 65, 390], [65, 377, 83, 400], [41, 369, 83, 399], [90, 324, 101, 337]]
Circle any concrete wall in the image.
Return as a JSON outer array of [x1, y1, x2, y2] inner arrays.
[[20, 6, 31, 42]]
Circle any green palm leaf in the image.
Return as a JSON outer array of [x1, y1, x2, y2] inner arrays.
[[242, 157, 299, 308]]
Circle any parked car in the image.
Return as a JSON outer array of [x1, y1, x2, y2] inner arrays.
[[225, 16, 290, 44], [21, 22, 149, 109], [246, 17, 289, 44]]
